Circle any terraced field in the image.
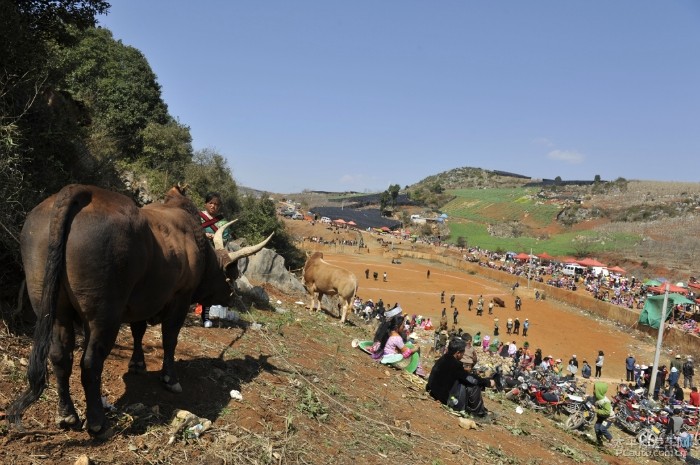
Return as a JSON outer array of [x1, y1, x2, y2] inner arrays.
[[442, 187, 560, 227], [442, 187, 640, 257]]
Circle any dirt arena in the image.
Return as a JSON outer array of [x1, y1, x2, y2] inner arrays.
[[294, 222, 667, 384]]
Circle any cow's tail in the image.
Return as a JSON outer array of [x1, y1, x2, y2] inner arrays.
[[7, 185, 90, 427]]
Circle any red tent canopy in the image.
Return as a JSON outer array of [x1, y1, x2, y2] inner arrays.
[[380, 226, 391, 232], [577, 258, 607, 268], [514, 252, 533, 261], [537, 252, 554, 260], [688, 282, 700, 291], [558, 256, 578, 264], [648, 283, 689, 295], [346, 220, 357, 226], [333, 219, 346, 224], [607, 265, 626, 274]]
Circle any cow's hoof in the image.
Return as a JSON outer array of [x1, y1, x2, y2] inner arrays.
[[56, 412, 81, 429], [128, 360, 147, 374], [160, 374, 183, 393], [87, 423, 114, 439], [165, 382, 182, 393]]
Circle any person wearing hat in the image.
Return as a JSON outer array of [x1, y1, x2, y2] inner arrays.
[[506, 318, 513, 335], [593, 382, 613, 445], [567, 355, 579, 379], [436, 329, 449, 355], [683, 356, 695, 388], [625, 353, 636, 382], [482, 334, 491, 352], [426, 337, 497, 420], [633, 363, 642, 386], [668, 366, 681, 397], [522, 318, 529, 337], [553, 358, 564, 377], [671, 353, 684, 373]]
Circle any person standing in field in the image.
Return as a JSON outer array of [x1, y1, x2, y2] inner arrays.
[[595, 350, 604, 378]]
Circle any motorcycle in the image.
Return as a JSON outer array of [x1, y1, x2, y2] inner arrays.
[[564, 398, 596, 431], [522, 383, 564, 416]]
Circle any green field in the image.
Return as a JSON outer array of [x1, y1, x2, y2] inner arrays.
[[442, 187, 561, 228], [442, 188, 640, 256]]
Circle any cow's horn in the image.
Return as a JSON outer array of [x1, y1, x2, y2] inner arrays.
[[213, 219, 238, 250], [228, 233, 274, 262]]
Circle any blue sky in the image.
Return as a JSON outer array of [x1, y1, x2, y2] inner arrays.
[[98, 1, 700, 193]]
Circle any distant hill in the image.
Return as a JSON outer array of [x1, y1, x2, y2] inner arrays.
[[409, 166, 534, 191]]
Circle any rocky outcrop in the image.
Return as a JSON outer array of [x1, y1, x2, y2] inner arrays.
[[237, 248, 306, 299]]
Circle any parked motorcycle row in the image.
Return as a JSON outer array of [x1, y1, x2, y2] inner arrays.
[[499, 364, 698, 459]]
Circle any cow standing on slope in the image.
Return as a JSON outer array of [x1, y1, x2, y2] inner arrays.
[[302, 252, 358, 323], [7, 184, 272, 435]]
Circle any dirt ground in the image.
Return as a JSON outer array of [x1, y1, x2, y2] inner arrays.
[[0, 218, 680, 464], [297, 220, 663, 381]]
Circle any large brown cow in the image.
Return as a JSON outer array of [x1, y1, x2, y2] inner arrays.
[[7, 184, 272, 435], [302, 252, 357, 323]]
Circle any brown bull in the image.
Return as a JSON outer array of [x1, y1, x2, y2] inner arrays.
[[302, 252, 358, 323], [7, 184, 272, 435], [493, 297, 506, 307]]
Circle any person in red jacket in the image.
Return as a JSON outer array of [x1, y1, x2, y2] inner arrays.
[[689, 387, 700, 407]]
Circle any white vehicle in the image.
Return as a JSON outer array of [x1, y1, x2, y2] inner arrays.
[[292, 212, 304, 220], [562, 263, 585, 277], [320, 216, 331, 223]]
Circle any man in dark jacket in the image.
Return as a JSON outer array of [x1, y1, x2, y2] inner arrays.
[[683, 356, 695, 389], [426, 338, 495, 418], [625, 354, 636, 382]]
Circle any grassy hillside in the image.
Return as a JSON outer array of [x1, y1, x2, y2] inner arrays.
[[280, 168, 700, 280], [442, 187, 559, 227]]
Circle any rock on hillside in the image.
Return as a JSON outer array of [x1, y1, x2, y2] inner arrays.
[[239, 248, 306, 297]]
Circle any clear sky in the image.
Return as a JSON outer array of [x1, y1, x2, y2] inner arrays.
[[98, 1, 700, 193]]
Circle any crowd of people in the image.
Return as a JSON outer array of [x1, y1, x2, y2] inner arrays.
[[466, 248, 700, 334]]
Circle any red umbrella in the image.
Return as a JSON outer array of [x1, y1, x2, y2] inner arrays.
[[346, 220, 357, 226], [334, 219, 346, 224], [607, 265, 626, 274]]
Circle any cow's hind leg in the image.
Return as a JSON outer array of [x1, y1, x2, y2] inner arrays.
[[339, 300, 349, 324], [159, 304, 188, 393], [49, 316, 80, 429], [128, 321, 148, 374], [311, 292, 322, 312], [80, 320, 120, 435]]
